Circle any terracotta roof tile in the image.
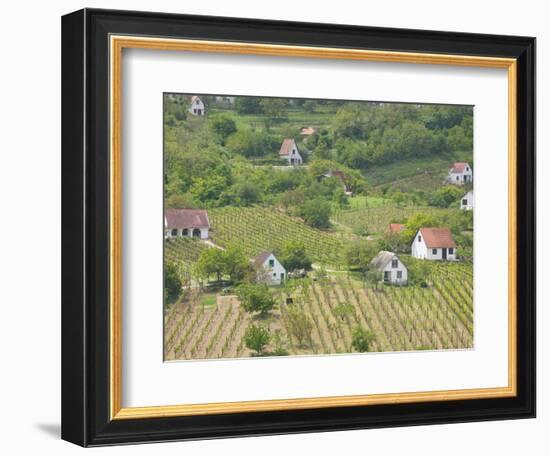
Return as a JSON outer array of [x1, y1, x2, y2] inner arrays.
[[419, 227, 456, 248], [279, 138, 297, 156], [165, 209, 210, 229], [389, 223, 405, 234], [450, 162, 470, 173]]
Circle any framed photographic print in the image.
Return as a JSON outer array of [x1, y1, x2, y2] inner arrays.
[[61, 8, 536, 447]]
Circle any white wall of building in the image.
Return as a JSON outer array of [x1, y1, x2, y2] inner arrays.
[[411, 232, 457, 260], [282, 143, 303, 165], [188, 97, 205, 115], [460, 191, 474, 210], [164, 227, 209, 239], [258, 253, 287, 285], [447, 165, 473, 185], [381, 256, 408, 284]]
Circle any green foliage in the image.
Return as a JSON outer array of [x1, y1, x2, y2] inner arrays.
[[225, 130, 280, 158], [260, 98, 289, 122], [430, 185, 464, 208], [365, 268, 383, 290], [209, 114, 237, 144], [235, 97, 262, 114], [278, 241, 312, 271], [244, 324, 271, 355], [299, 198, 332, 229], [284, 306, 313, 347], [164, 261, 182, 303], [332, 302, 354, 322], [193, 248, 226, 282], [351, 326, 375, 352], [237, 283, 276, 316], [345, 240, 380, 272]]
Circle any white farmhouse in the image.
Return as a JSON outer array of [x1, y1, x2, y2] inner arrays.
[[253, 251, 286, 285], [278, 138, 303, 165], [165, 208, 210, 240], [460, 190, 474, 210], [411, 227, 457, 261], [369, 251, 408, 285], [446, 162, 473, 185], [188, 95, 205, 116]]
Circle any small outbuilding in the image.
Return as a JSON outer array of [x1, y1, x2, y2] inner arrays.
[[388, 223, 406, 234], [446, 162, 473, 185], [460, 190, 474, 210], [278, 138, 303, 165], [253, 251, 286, 285], [411, 227, 457, 261], [369, 251, 408, 285], [165, 208, 210, 239], [188, 95, 205, 116]]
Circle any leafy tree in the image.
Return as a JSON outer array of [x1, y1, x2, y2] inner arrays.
[[430, 185, 463, 208], [209, 114, 237, 145], [223, 244, 250, 282], [345, 241, 379, 272], [303, 100, 317, 113], [189, 175, 228, 205], [237, 283, 275, 317], [194, 248, 225, 282], [333, 103, 366, 139], [351, 325, 375, 352], [365, 268, 383, 290], [285, 306, 313, 347], [332, 302, 354, 323], [164, 262, 182, 303], [232, 180, 261, 206], [245, 324, 270, 356], [299, 198, 332, 229], [278, 241, 312, 271], [235, 97, 262, 114], [260, 98, 288, 122]]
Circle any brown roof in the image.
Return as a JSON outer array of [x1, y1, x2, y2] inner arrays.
[[419, 227, 456, 248], [370, 251, 399, 271], [450, 162, 469, 173], [190, 95, 202, 104], [389, 223, 405, 234], [279, 138, 297, 156], [253, 251, 273, 267], [300, 127, 316, 136], [165, 209, 210, 229]]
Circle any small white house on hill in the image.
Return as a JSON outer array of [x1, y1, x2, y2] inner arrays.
[[188, 96, 205, 116], [279, 138, 303, 165], [253, 251, 286, 285], [411, 227, 457, 261], [165, 208, 210, 239], [370, 251, 408, 285], [460, 190, 474, 210], [446, 162, 473, 185]]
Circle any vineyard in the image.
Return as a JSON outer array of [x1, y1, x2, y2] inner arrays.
[[208, 206, 345, 266], [165, 237, 209, 280], [164, 261, 474, 360], [333, 205, 455, 236]]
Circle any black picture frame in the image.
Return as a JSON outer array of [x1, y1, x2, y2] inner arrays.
[[62, 8, 536, 447]]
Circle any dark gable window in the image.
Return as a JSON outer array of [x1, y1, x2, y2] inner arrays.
[[391, 259, 398, 268], [418, 235, 422, 242], [269, 259, 274, 267], [462, 199, 468, 205]]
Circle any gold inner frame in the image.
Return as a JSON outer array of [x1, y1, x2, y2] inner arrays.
[[109, 35, 517, 420]]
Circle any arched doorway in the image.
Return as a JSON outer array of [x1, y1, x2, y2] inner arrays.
[[171, 228, 178, 237], [182, 229, 189, 236], [192, 228, 201, 238]]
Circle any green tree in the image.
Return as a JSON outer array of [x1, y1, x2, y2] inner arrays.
[[299, 198, 332, 229], [260, 98, 288, 122], [345, 240, 379, 272], [365, 268, 383, 290], [235, 97, 262, 114], [332, 302, 354, 323], [351, 325, 375, 352], [237, 283, 275, 317], [164, 262, 182, 303], [194, 248, 225, 282], [223, 244, 249, 282], [284, 306, 313, 347], [245, 324, 271, 356], [209, 114, 237, 145], [278, 241, 312, 271], [430, 185, 463, 208], [333, 103, 366, 139]]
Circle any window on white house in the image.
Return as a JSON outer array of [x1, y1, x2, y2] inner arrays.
[[391, 259, 398, 268], [462, 199, 467, 205], [449, 248, 454, 254], [171, 229, 178, 236], [273, 273, 276, 277], [456, 176, 459, 181], [383, 271, 390, 282], [432, 249, 437, 255], [418, 235, 422, 242], [397, 271, 403, 279], [269, 259, 274, 267]]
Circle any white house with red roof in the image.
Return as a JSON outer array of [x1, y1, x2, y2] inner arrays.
[[278, 138, 303, 165], [165, 208, 210, 239], [446, 162, 473, 185], [411, 227, 457, 261], [253, 251, 286, 285], [370, 251, 408, 285], [460, 190, 474, 210], [188, 96, 205, 116]]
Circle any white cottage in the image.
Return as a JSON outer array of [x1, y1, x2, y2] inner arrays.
[[253, 251, 286, 285], [411, 227, 457, 261], [446, 162, 473, 185], [460, 190, 474, 210], [369, 251, 408, 285], [278, 138, 303, 165], [165, 208, 210, 240], [188, 96, 205, 116]]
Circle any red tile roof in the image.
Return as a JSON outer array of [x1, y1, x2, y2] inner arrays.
[[190, 95, 202, 104], [279, 138, 297, 156], [253, 251, 273, 267], [389, 223, 405, 234], [450, 162, 469, 173], [165, 209, 210, 229], [300, 127, 316, 136], [419, 227, 456, 248]]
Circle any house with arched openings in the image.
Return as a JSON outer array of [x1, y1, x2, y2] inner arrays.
[[164, 208, 210, 240]]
